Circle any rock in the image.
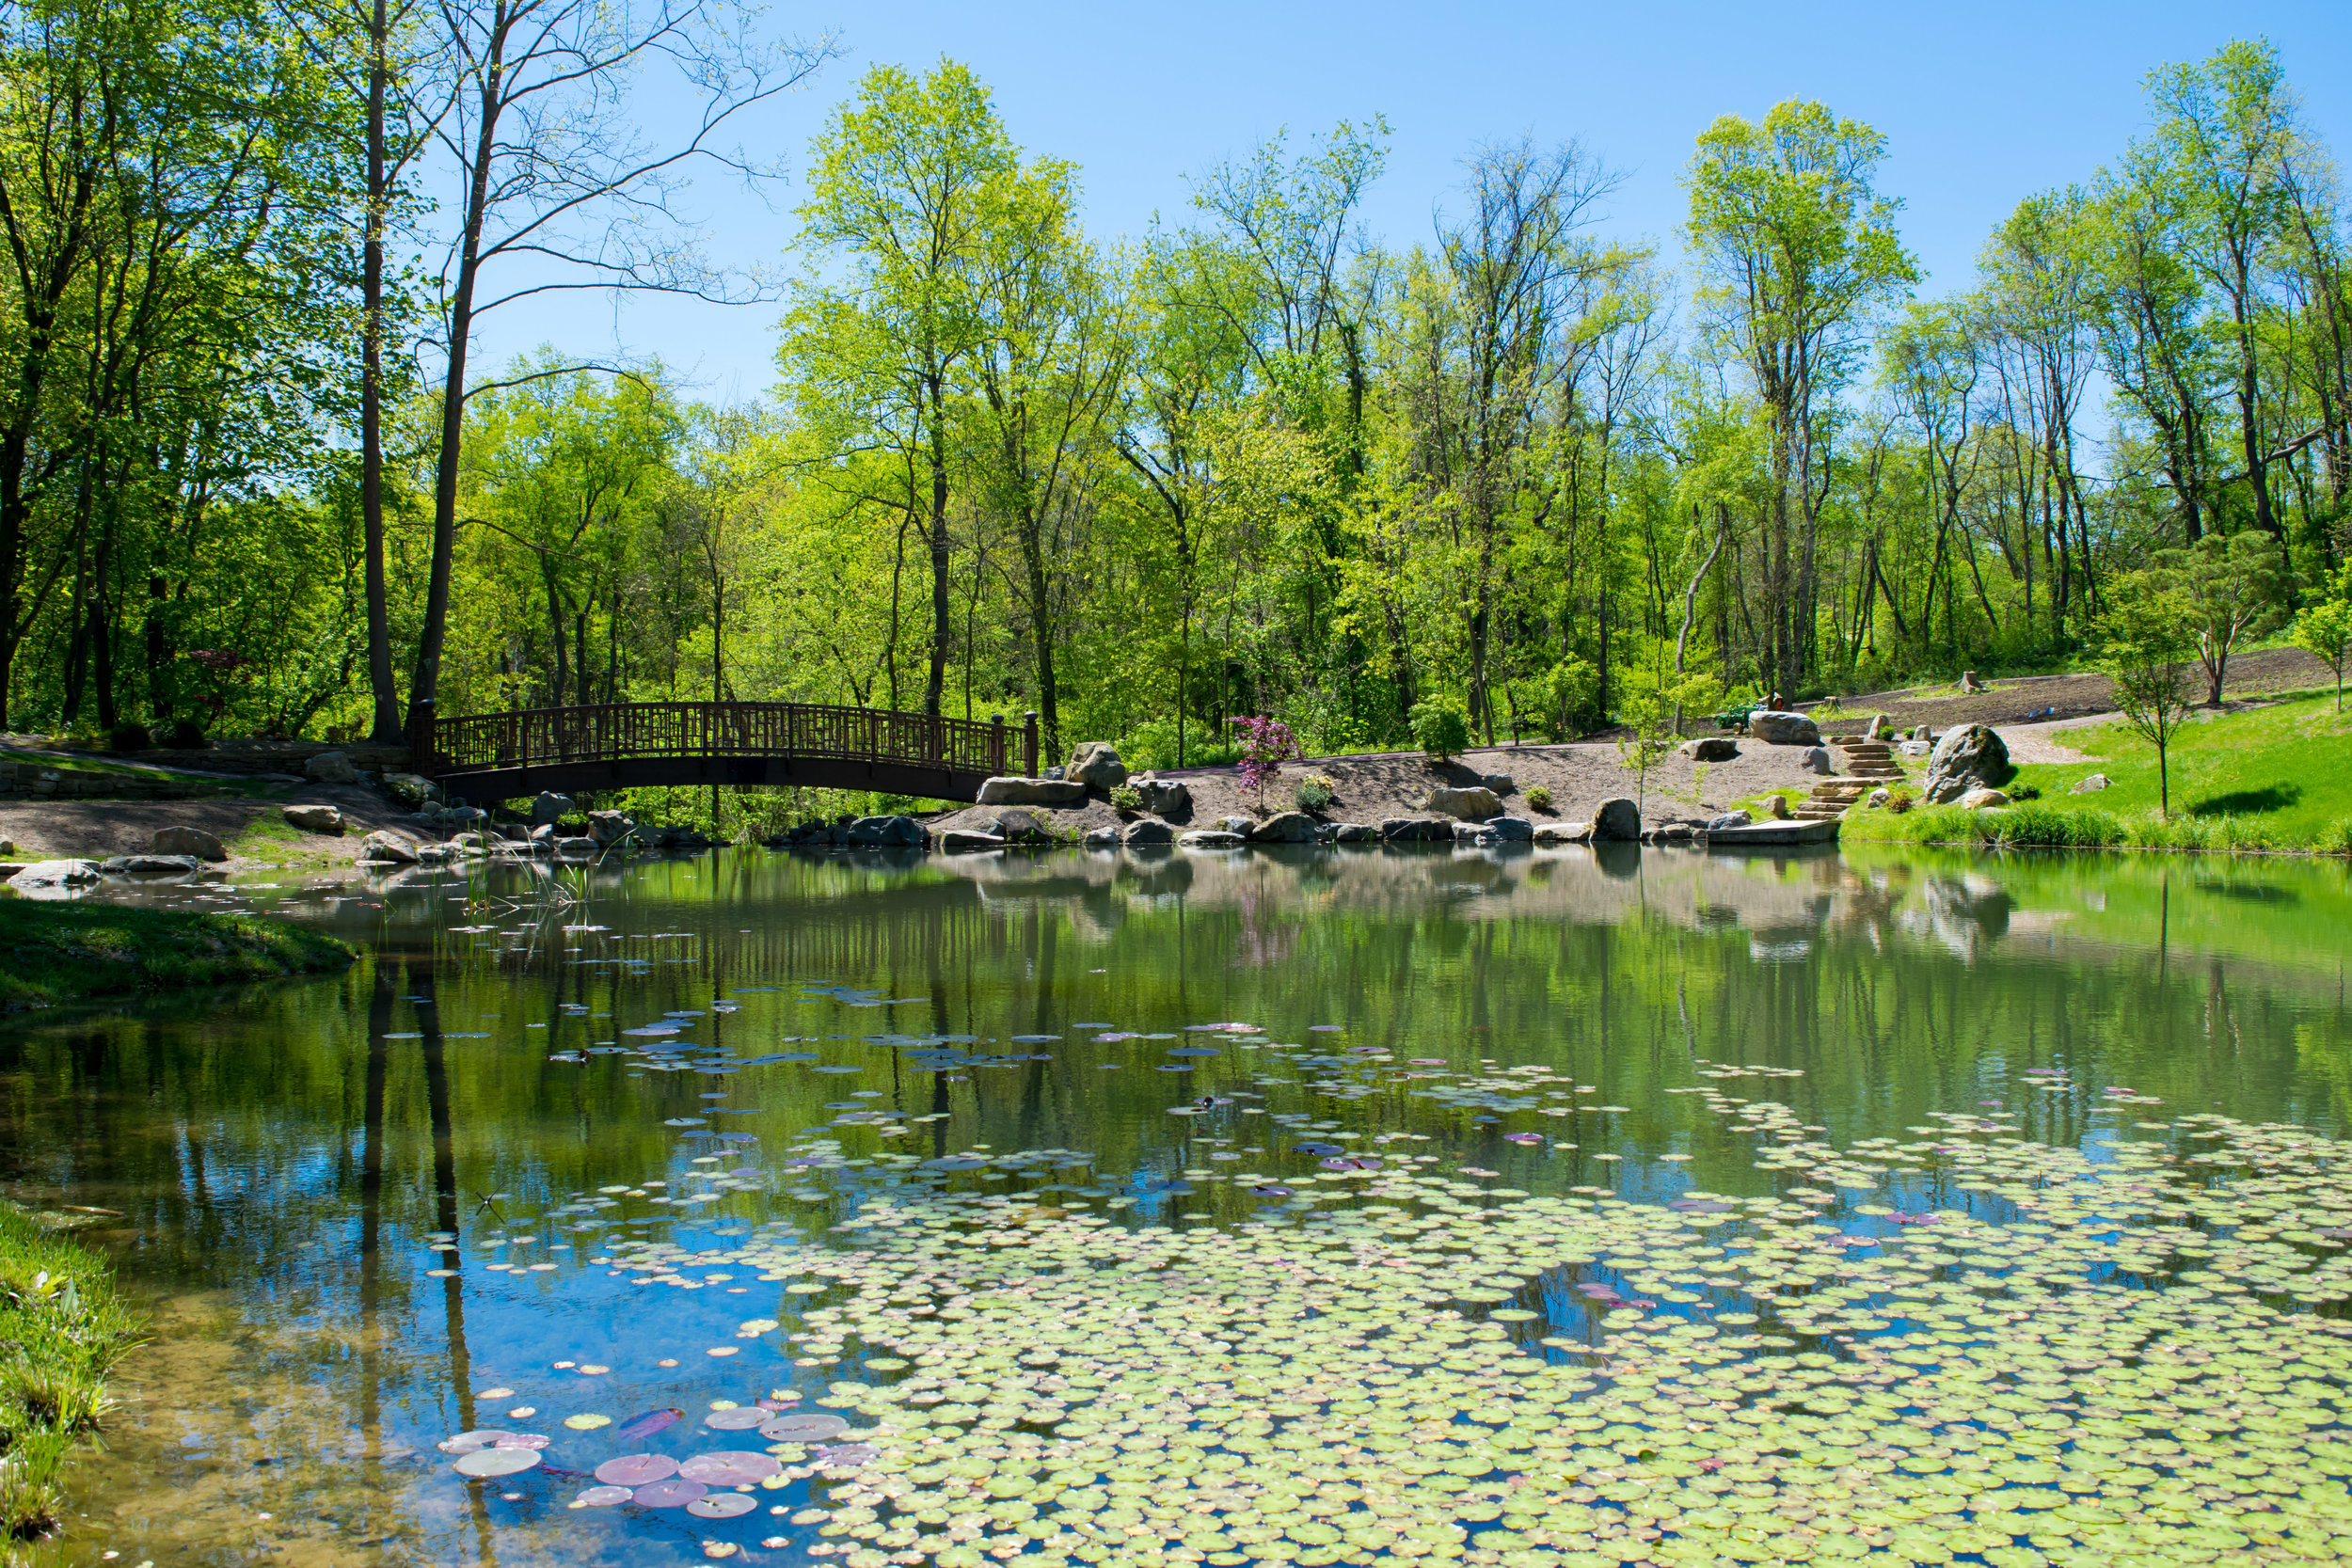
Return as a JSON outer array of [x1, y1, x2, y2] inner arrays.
[[10, 858, 100, 887], [2071, 773, 2111, 795], [530, 791, 576, 828], [1866, 788, 1892, 809], [357, 832, 418, 864], [587, 810, 636, 847], [1424, 786, 1503, 821], [940, 829, 1006, 852], [281, 803, 344, 833], [1765, 794, 1791, 821], [1900, 739, 1932, 757], [995, 812, 1053, 845], [448, 832, 489, 853], [1248, 812, 1319, 844], [1179, 830, 1246, 848], [530, 823, 556, 844], [383, 771, 439, 808], [1066, 741, 1129, 790], [976, 775, 1087, 807], [1484, 816, 1534, 842], [1083, 826, 1123, 848], [1911, 723, 1931, 741], [1961, 670, 1984, 694], [1043, 766, 1067, 781], [1122, 818, 1176, 847], [1799, 747, 1834, 775], [848, 815, 925, 847], [1922, 723, 2009, 804], [1867, 713, 1895, 738], [101, 854, 199, 875], [1681, 736, 1739, 761], [1706, 811, 1752, 831], [1956, 787, 2011, 810], [1592, 799, 1642, 842], [1746, 710, 1820, 746], [1652, 822, 1696, 843], [1131, 778, 1191, 816], [1380, 816, 1446, 842], [1534, 822, 1591, 845], [305, 749, 358, 784], [1331, 822, 1376, 843], [552, 836, 598, 856], [1451, 823, 1499, 846], [1480, 773, 1516, 796], [150, 826, 227, 862], [1214, 816, 1256, 836]]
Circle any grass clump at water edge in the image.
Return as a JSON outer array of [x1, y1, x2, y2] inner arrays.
[[0, 1204, 140, 1548], [0, 900, 353, 1011]]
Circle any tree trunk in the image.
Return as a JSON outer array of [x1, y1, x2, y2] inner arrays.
[[361, 0, 402, 741]]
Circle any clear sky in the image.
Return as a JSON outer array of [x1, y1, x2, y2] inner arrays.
[[472, 0, 2352, 406]]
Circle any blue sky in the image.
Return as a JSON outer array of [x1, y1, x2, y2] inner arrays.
[[472, 0, 2352, 405]]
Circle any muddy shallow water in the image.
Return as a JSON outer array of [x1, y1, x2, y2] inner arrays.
[[6, 842, 2351, 1566]]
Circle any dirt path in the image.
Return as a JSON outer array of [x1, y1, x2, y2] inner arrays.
[[1808, 645, 2331, 734], [0, 782, 416, 869]]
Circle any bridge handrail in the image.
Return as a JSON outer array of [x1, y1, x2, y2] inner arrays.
[[415, 699, 1037, 780]]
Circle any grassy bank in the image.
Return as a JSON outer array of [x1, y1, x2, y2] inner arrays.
[[0, 1204, 139, 1545], [0, 901, 352, 1011], [1844, 693, 2352, 855]]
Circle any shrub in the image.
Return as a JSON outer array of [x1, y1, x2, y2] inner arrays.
[[1294, 773, 1336, 812], [107, 721, 152, 752], [1409, 699, 1470, 761], [1228, 716, 1301, 802], [1885, 790, 1915, 815], [1107, 783, 1143, 813], [1525, 784, 1553, 813], [158, 719, 207, 750]]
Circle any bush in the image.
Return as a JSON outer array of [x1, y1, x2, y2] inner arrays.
[[158, 719, 207, 750], [1525, 784, 1553, 813], [1294, 773, 1336, 812], [1885, 790, 1915, 815], [107, 721, 152, 752], [1118, 717, 1235, 771], [1107, 783, 1143, 813], [1409, 699, 1470, 761]]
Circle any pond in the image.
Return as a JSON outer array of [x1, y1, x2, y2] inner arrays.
[[7, 841, 2352, 1567]]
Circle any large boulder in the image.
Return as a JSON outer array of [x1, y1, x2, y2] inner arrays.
[[1065, 742, 1129, 790], [383, 771, 439, 808], [102, 854, 200, 875], [1747, 710, 1820, 747], [1681, 736, 1739, 761], [1122, 818, 1176, 847], [1956, 787, 2012, 810], [281, 803, 344, 833], [1799, 747, 1834, 775], [1452, 821, 1499, 846], [530, 791, 576, 828], [8, 858, 100, 888], [1248, 812, 1318, 844], [1706, 810, 1752, 831], [995, 811, 1054, 845], [1131, 778, 1190, 816], [1923, 723, 2009, 804], [551, 836, 598, 857], [1484, 816, 1534, 842], [150, 826, 227, 862], [848, 815, 925, 847], [1082, 825, 1122, 848], [1591, 798, 1642, 842], [305, 749, 359, 784], [1179, 829, 1246, 849], [1533, 821, 1592, 845], [976, 775, 1086, 808], [940, 829, 1006, 852], [357, 832, 418, 864], [1480, 773, 1516, 796], [587, 810, 635, 847], [1214, 816, 1256, 836], [1381, 817, 1447, 842], [1424, 785, 1503, 821], [1331, 822, 1377, 843]]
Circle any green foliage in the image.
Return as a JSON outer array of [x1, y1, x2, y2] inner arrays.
[[2099, 571, 2203, 817], [0, 1203, 141, 1539], [1106, 783, 1142, 813], [1524, 784, 1552, 812], [1293, 772, 1336, 812], [2291, 582, 2352, 712], [1408, 700, 1470, 761]]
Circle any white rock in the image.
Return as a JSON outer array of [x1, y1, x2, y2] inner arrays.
[[281, 803, 344, 833], [305, 750, 359, 784]]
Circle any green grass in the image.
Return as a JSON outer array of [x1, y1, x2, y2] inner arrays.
[[0, 900, 353, 1010], [0, 1204, 140, 1545], [1842, 694, 2352, 855]]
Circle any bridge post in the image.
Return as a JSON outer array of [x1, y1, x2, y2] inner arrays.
[[990, 714, 1005, 776], [1024, 712, 1039, 778], [412, 698, 436, 776]]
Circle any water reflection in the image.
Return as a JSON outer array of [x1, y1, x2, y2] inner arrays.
[[0, 843, 2347, 1562]]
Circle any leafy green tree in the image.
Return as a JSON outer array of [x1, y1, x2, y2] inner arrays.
[[2154, 531, 2291, 705], [2291, 578, 2352, 712], [1408, 699, 1469, 761], [2099, 574, 2201, 817]]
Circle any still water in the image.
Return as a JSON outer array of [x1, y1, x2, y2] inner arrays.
[[6, 843, 2352, 1567]]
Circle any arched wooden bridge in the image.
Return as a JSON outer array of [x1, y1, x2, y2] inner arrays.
[[412, 700, 1038, 803]]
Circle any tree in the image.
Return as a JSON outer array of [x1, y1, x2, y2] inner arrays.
[[402, 0, 830, 742], [1685, 101, 1916, 697], [2156, 531, 2290, 705], [2099, 576, 2200, 817], [2291, 579, 2352, 711]]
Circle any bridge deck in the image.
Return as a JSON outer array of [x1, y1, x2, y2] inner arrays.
[[415, 700, 1037, 805]]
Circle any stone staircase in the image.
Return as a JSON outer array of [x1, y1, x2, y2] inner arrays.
[[1793, 780, 1871, 821], [1786, 732, 1908, 822]]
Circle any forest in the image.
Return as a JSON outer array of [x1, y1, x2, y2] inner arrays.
[[1, 0, 2345, 784]]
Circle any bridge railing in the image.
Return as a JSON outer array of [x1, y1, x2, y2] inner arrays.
[[415, 700, 1037, 780]]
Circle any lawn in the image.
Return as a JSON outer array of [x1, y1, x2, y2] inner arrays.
[[2007, 694, 2352, 845], [0, 1201, 140, 1544], [0, 899, 353, 1010]]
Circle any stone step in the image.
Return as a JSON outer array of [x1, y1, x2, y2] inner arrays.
[[1837, 743, 1893, 756], [1793, 807, 1847, 820], [1844, 764, 1903, 778]]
